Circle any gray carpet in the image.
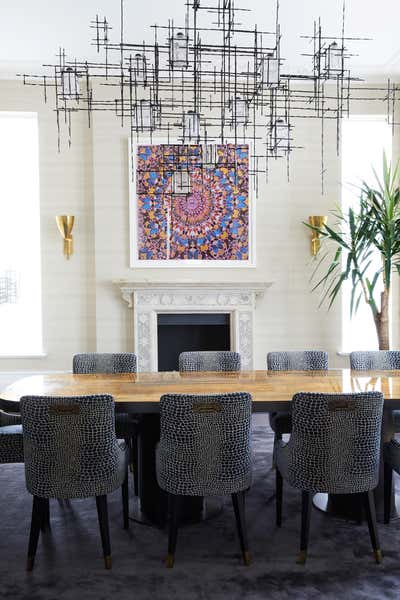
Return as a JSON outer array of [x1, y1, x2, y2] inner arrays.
[[1, 418, 400, 600]]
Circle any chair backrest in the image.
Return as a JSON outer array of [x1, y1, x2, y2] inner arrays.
[[73, 353, 137, 374], [350, 351, 400, 371], [286, 391, 383, 494], [179, 351, 241, 372], [20, 395, 122, 499], [267, 350, 328, 371], [157, 392, 252, 496]]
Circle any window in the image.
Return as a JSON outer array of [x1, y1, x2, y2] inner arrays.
[[341, 115, 392, 352], [0, 112, 42, 355]]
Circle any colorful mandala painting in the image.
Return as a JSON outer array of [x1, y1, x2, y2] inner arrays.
[[135, 144, 250, 262]]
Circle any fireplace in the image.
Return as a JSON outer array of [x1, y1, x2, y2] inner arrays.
[[116, 281, 272, 371], [157, 313, 230, 371]]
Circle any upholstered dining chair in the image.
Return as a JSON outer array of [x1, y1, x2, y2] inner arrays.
[[267, 351, 329, 444], [73, 352, 140, 495], [20, 394, 129, 571], [350, 351, 400, 433], [383, 440, 400, 524], [0, 409, 24, 465], [179, 350, 241, 372], [349, 350, 400, 371], [275, 391, 384, 564], [156, 392, 252, 568]]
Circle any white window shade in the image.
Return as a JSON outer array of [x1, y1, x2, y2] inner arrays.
[[0, 112, 42, 355]]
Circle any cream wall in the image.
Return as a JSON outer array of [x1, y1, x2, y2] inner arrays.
[[0, 79, 399, 373], [0, 80, 96, 372]]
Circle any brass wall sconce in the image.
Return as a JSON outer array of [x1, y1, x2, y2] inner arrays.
[[56, 215, 75, 259], [308, 216, 327, 256]]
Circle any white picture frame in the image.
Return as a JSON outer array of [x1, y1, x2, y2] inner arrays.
[[129, 139, 256, 268]]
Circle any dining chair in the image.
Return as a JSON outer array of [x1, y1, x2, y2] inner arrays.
[[350, 350, 400, 371], [0, 409, 24, 465], [275, 391, 384, 564], [383, 440, 400, 523], [156, 391, 252, 567], [267, 351, 329, 444], [20, 394, 129, 570], [350, 350, 400, 434], [73, 352, 140, 495], [179, 350, 241, 372]]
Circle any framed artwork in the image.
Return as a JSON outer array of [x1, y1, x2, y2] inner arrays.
[[129, 142, 255, 267]]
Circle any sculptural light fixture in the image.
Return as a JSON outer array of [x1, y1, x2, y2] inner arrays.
[[19, 0, 400, 194], [308, 216, 327, 256], [56, 215, 75, 259]]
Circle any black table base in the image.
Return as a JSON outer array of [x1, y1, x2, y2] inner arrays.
[[313, 487, 400, 523]]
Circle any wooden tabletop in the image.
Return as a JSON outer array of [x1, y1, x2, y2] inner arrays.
[[2, 369, 400, 413]]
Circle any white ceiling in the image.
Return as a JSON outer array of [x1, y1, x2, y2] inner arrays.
[[1, 0, 399, 80]]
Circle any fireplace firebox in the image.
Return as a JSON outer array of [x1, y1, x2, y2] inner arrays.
[[157, 313, 230, 371]]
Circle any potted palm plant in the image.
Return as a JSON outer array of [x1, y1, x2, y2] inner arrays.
[[307, 153, 400, 350]]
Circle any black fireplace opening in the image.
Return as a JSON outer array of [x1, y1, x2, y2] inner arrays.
[[157, 313, 230, 371]]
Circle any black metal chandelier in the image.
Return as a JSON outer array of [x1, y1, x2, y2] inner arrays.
[[20, 0, 400, 194]]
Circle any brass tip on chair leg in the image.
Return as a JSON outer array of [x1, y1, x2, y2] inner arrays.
[[104, 555, 112, 570], [374, 549, 383, 564], [166, 554, 175, 568], [26, 557, 34, 572], [296, 550, 307, 565], [243, 551, 252, 566]]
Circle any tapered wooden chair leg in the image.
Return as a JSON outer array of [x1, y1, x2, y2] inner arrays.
[[122, 466, 129, 530], [363, 491, 382, 563], [276, 468, 283, 527], [27, 496, 46, 571], [166, 494, 181, 568], [384, 462, 393, 525], [232, 491, 251, 566], [297, 491, 312, 564], [96, 495, 112, 569]]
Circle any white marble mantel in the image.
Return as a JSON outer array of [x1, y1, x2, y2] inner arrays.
[[115, 280, 273, 371]]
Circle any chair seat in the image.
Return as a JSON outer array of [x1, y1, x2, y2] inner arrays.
[[0, 424, 24, 464], [269, 412, 292, 435], [384, 439, 400, 473]]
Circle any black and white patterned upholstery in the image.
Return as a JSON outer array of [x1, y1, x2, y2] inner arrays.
[[350, 351, 400, 371], [384, 438, 400, 523], [20, 395, 127, 499], [73, 352, 139, 449], [0, 423, 24, 464], [275, 391, 383, 494], [73, 353, 137, 374], [156, 392, 252, 496], [350, 351, 400, 430], [179, 351, 241, 372], [267, 351, 329, 372], [384, 439, 400, 473], [267, 351, 329, 437]]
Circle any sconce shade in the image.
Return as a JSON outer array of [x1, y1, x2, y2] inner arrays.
[[56, 215, 75, 259], [309, 215, 327, 256]]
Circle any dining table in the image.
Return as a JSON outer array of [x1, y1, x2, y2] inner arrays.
[[1, 368, 399, 526]]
